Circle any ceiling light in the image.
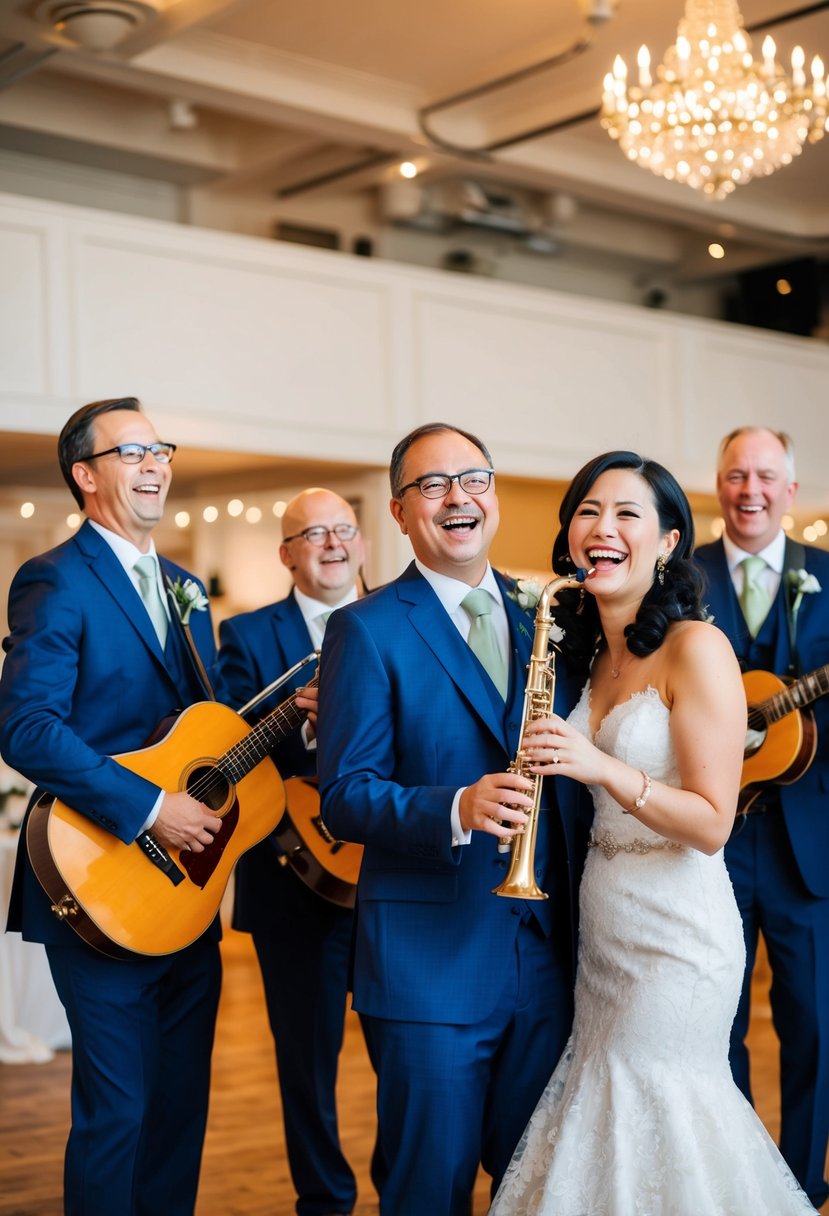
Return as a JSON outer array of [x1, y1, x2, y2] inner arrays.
[[601, 0, 827, 198], [399, 161, 418, 179], [708, 241, 725, 258], [35, 1, 158, 53]]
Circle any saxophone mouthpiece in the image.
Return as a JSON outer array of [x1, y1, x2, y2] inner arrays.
[[575, 566, 596, 582]]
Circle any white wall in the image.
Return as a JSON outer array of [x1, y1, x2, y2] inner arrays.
[[2, 189, 828, 520]]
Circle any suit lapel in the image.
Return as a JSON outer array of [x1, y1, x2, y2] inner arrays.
[[700, 540, 751, 657], [271, 593, 314, 674], [74, 522, 168, 666], [399, 564, 521, 750]]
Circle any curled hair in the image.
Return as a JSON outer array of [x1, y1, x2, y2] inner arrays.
[[389, 422, 493, 498], [58, 397, 142, 508], [550, 450, 706, 673]]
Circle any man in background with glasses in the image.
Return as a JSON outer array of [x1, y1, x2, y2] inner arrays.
[[218, 487, 382, 1216], [317, 423, 586, 1215], [0, 396, 224, 1216]]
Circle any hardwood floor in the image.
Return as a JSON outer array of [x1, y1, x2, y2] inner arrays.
[[0, 930, 826, 1215]]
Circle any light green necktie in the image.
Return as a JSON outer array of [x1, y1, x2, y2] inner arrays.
[[739, 555, 770, 638], [134, 555, 169, 647], [461, 588, 508, 700]]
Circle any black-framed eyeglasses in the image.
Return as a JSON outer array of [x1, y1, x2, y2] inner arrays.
[[282, 524, 360, 546], [80, 442, 177, 465], [397, 469, 495, 500]]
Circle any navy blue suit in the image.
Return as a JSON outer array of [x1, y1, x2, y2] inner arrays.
[[218, 591, 377, 1216], [696, 537, 829, 1205], [317, 564, 588, 1215], [0, 520, 223, 1216]]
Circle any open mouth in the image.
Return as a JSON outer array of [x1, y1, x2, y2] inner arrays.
[[586, 547, 626, 567], [134, 483, 161, 497], [439, 514, 480, 534]]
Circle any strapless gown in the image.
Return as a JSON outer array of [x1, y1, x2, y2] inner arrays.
[[489, 684, 816, 1215]]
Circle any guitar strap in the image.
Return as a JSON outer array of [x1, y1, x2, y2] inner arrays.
[[164, 594, 217, 702], [783, 539, 807, 677]]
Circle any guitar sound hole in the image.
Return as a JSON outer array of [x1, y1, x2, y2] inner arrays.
[[743, 726, 767, 760], [186, 765, 231, 813]]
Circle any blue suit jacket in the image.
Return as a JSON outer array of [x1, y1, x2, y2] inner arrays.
[[317, 563, 589, 1025], [0, 520, 222, 942], [217, 591, 318, 931], [695, 537, 829, 897]]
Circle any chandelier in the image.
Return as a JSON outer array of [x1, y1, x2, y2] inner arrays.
[[600, 0, 827, 198]]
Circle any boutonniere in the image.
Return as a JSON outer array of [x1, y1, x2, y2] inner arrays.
[[785, 567, 821, 650], [165, 576, 209, 626], [506, 577, 564, 643]]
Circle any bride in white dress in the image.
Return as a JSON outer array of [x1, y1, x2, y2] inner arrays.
[[490, 451, 816, 1216]]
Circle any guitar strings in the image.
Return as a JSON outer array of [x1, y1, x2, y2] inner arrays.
[[181, 681, 316, 807]]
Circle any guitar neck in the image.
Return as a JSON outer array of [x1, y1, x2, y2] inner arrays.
[[752, 665, 829, 727], [219, 675, 318, 782]]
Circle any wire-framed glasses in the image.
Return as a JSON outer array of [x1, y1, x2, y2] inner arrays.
[[81, 442, 177, 465], [282, 524, 360, 546]]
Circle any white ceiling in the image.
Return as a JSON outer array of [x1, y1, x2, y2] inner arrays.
[[0, 0, 828, 489], [0, 0, 827, 272]]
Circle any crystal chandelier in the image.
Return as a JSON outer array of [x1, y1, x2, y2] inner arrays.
[[600, 0, 827, 198]]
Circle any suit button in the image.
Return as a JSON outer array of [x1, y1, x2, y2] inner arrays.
[[510, 906, 521, 916]]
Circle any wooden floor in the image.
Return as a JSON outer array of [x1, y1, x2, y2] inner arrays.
[[0, 931, 826, 1216]]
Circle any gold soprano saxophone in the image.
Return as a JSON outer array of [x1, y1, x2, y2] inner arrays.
[[493, 568, 594, 900]]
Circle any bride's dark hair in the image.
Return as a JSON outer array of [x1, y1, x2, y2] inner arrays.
[[551, 450, 706, 672]]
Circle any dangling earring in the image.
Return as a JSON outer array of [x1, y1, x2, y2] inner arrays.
[[656, 552, 668, 586], [576, 587, 586, 615]]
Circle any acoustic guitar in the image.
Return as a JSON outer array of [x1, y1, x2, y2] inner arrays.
[[27, 678, 357, 956], [276, 777, 362, 910], [739, 664, 829, 813]]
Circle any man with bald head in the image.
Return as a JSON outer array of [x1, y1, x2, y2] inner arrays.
[[695, 427, 829, 1207], [218, 488, 377, 1216]]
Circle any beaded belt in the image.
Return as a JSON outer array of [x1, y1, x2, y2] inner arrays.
[[588, 829, 684, 860]]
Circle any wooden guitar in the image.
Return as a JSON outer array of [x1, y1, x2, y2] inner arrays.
[[26, 679, 348, 957], [739, 665, 829, 813], [275, 777, 363, 910]]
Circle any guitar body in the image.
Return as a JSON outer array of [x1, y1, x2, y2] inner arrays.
[[27, 701, 285, 957], [740, 670, 818, 815], [275, 777, 363, 910]]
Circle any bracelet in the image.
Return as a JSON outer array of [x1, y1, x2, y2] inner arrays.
[[625, 770, 652, 815]]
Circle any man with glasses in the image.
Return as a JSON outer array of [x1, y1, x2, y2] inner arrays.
[[218, 487, 381, 1216], [317, 424, 587, 1215], [0, 397, 224, 1216]]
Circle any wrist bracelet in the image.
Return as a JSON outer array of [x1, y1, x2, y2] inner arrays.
[[626, 770, 652, 815]]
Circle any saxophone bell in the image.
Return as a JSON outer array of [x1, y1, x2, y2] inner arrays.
[[493, 567, 594, 896]]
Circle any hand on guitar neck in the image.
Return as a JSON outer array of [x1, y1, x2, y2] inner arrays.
[[154, 790, 222, 854], [294, 681, 319, 740]]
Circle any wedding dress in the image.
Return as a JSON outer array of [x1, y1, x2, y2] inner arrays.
[[490, 684, 816, 1216]]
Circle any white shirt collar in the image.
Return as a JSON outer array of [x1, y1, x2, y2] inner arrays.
[[88, 519, 159, 576], [721, 529, 786, 577], [293, 584, 358, 627], [413, 559, 502, 614]]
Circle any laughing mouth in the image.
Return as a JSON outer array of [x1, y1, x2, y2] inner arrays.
[[586, 548, 626, 565], [134, 484, 161, 497], [438, 512, 480, 534]]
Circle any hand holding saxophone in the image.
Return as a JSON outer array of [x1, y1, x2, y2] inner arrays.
[[521, 714, 613, 787], [458, 771, 536, 839]]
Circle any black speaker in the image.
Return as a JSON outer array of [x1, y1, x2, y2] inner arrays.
[[727, 257, 820, 337]]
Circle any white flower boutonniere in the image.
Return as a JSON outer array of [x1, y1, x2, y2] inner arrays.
[[506, 577, 565, 643], [166, 576, 209, 626], [785, 567, 821, 650]]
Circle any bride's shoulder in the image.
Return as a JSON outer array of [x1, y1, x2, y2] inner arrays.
[[663, 618, 739, 669]]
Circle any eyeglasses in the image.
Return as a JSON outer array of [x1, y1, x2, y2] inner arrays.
[[397, 469, 495, 500], [81, 442, 177, 465], [282, 524, 360, 546]]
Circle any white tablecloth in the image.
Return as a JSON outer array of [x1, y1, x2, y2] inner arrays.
[[0, 829, 71, 1063]]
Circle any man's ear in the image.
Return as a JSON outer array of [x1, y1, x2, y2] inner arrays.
[[72, 462, 96, 498], [279, 542, 295, 571], [390, 497, 408, 535]]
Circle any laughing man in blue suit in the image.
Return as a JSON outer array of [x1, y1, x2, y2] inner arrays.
[[0, 398, 224, 1216], [317, 423, 588, 1215], [695, 425, 829, 1208]]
